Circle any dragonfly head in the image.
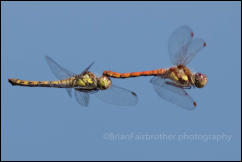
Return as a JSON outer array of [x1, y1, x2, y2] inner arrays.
[[194, 73, 208, 88], [98, 76, 112, 90]]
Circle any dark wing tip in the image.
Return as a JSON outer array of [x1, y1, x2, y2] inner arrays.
[[193, 101, 197, 107], [190, 31, 194, 37], [131, 91, 137, 96], [203, 42, 207, 47]]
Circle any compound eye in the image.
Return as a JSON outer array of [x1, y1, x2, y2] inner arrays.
[[98, 76, 112, 90], [195, 73, 208, 88]]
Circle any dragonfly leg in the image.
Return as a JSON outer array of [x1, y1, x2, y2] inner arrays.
[[165, 81, 191, 89]]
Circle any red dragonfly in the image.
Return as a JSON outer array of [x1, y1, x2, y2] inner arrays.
[[103, 25, 208, 110]]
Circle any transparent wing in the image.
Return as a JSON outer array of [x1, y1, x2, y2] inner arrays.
[[45, 56, 75, 79], [80, 62, 95, 75], [150, 76, 196, 110], [74, 89, 90, 107], [184, 38, 206, 65], [94, 85, 138, 106], [168, 25, 194, 65], [45, 56, 75, 97]]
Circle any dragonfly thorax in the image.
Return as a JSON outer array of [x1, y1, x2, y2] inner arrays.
[[167, 65, 192, 87], [75, 72, 98, 89]]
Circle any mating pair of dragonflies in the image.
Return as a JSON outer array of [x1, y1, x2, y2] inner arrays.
[[8, 25, 208, 110]]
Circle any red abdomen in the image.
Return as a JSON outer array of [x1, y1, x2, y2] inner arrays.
[[103, 69, 167, 78]]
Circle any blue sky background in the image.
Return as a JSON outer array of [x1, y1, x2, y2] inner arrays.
[[2, 2, 241, 160]]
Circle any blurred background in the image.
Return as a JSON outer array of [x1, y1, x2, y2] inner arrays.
[[2, 1, 241, 160]]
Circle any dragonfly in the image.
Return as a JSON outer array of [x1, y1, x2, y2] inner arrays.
[[103, 25, 208, 110], [8, 56, 138, 107]]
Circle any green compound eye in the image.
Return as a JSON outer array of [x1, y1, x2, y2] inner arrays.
[[98, 76, 112, 90]]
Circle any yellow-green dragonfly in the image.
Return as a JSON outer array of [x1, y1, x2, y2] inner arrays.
[[8, 56, 138, 107]]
